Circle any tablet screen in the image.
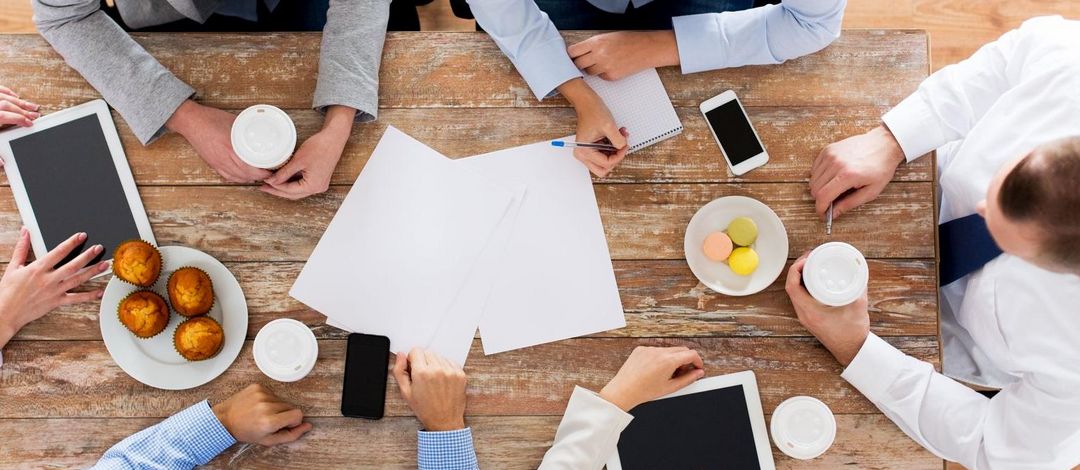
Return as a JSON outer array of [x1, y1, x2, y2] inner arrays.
[[617, 385, 762, 469], [9, 114, 141, 266]]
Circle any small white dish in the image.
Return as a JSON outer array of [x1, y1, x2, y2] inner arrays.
[[100, 245, 248, 391], [683, 196, 789, 296], [770, 396, 837, 460]]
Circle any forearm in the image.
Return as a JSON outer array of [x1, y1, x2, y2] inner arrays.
[[539, 387, 633, 470], [90, 400, 236, 470], [313, 0, 392, 121], [417, 428, 478, 470]]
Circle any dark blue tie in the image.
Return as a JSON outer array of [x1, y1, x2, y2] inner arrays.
[[938, 214, 1004, 286]]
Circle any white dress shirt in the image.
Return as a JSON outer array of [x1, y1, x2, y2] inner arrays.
[[538, 386, 633, 469], [465, 0, 845, 99], [844, 16, 1080, 469]]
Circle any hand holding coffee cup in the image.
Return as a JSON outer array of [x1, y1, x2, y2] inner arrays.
[[231, 104, 297, 171], [785, 243, 871, 366]]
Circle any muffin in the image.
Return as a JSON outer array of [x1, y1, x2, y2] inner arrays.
[[173, 316, 225, 361], [117, 291, 170, 339], [167, 267, 214, 317], [112, 240, 162, 287]]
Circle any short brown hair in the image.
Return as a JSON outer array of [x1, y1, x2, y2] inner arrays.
[[999, 136, 1080, 272]]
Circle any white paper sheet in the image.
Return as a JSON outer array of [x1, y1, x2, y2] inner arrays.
[[290, 127, 516, 363], [459, 139, 626, 355]]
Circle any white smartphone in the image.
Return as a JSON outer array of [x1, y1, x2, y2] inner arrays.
[[700, 90, 769, 176]]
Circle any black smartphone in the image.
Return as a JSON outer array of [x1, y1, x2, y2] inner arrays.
[[341, 333, 391, 419]]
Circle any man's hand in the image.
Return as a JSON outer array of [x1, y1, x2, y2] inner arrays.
[[809, 125, 906, 219], [599, 346, 705, 412], [262, 106, 355, 200], [0, 228, 109, 349], [392, 348, 467, 432], [166, 100, 272, 183], [558, 78, 629, 177], [0, 85, 40, 129], [568, 31, 680, 81], [784, 253, 870, 366], [212, 384, 313, 446]]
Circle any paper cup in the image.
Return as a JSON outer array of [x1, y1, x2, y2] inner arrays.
[[231, 105, 296, 170], [770, 396, 836, 460], [802, 242, 869, 307], [253, 318, 318, 382]]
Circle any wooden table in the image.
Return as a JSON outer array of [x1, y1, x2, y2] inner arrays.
[[0, 31, 939, 468]]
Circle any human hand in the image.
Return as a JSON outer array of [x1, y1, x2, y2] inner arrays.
[[166, 100, 272, 183], [558, 78, 629, 177], [262, 106, 354, 200], [0, 85, 40, 129], [809, 125, 906, 219], [0, 228, 109, 349], [568, 31, 680, 81], [599, 346, 705, 412], [784, 253, 870, 366], [393, 348, 467, 432], [212, 383, 313, 446]]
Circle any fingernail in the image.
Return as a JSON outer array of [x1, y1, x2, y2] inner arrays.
[[79, 232, 87, 240], [29, 112, 40, 119], [97, 291, 104, 298], [94, 244, 103, 253]]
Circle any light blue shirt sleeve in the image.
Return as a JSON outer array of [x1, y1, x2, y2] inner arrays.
[[417, 428, 480, 470], [89, 400, 236, 470], [672, 0, 846, 74], [465, 0, 582, 100]]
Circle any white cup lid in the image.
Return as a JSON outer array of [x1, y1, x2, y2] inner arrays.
[[231, 105, 296, 169], [803, 242, 869, 306], [770, 396, 836, 460], [253, 318, 318, 382]]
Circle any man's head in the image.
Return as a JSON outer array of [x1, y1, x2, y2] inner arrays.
[[977, 136, 1080, 274]]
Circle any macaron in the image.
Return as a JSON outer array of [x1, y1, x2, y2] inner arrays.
[[727, 216, 758, 246], [703, 231, 734, 262], [728, 247, 759, 276]]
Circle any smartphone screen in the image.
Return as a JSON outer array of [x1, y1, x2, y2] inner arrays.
[[704, 99, 764, 166], [341, 333, 390, 419]]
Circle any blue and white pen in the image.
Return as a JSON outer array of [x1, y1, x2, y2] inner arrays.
[[551, 140, 618, 151]]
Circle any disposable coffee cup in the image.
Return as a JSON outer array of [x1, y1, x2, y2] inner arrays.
[[802, 242, 869, 307], [770, 396, 836, 460], [253, 318, 318, 382], [231, 104, 296, 170]]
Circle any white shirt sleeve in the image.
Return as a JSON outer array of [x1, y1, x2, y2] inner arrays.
[[842, 333, 1080, 469], [880, 18, 1039, 162], [671, 0, 846, 74], [538, 386, 634, 470], [465, 0, 583, 100]]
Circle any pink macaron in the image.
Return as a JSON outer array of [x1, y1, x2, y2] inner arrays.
[[703, 231, 734, 262]]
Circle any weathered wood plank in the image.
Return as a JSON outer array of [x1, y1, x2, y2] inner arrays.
[[0, 30, 928, 110], [0, 182, 935, 263], [12, 259, 936, 341], [0, 336, 937, 419], [0, 106, 930, 186], [0, 414, 940, 469]]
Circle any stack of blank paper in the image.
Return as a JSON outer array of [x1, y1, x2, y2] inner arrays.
[[291, 127, 625, 365]]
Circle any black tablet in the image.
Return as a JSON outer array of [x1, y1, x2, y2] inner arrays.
[[0, 99, 155, 267], [609, 371, 775, 469]]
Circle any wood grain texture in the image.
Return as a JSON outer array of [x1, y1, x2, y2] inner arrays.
[[0, 414, 941, 469], [0, 106, 931, 186], [10, 259, 936, 341], [0, 336, 938, 419], [0, 31, 928, 110], [0, 182, 934, 262]]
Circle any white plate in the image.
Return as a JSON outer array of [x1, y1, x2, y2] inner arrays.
[[100, 245, 247, 390], [684, 196, 789, 296]]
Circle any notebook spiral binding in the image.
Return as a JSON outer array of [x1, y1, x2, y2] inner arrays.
[[629, 126, 684, 153]]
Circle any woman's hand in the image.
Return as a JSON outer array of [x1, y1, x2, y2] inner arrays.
[[0, 85, 40, 129], [599, 346, 705, 411], [0, 228, 109, 349], [558, 78, 629, 177], [568, 31, 680, 81]]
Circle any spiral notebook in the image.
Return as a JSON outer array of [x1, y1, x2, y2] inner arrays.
[[583, 68, 683, 153]]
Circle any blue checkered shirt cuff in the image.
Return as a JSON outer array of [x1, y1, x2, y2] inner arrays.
[[417, 427, 479, 470], [91, 400, 236, 469]]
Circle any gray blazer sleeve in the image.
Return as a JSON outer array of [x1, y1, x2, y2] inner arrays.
[[313, 0, 391, 122], [32, 0, 195, 145]]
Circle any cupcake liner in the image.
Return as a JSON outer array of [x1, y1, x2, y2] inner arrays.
[[112, 240, 163, 288], [173, 316, 224, 362], [117, 290, 170, 339], [167, 266, 215, 317]]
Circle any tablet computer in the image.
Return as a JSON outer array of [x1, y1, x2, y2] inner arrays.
[[608, 370, 776, 470], [0, 99, 154, 268]]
